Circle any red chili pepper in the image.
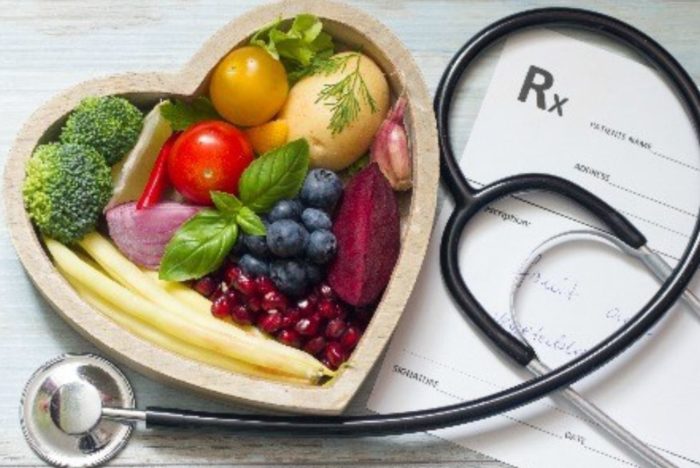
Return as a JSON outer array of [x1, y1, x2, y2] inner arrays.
[[136, 132, 180, 210]]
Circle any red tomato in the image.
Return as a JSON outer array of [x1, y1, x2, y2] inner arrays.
[[167, 121, 254, 205]]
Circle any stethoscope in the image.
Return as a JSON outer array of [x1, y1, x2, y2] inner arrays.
[[20, 7, 700, 468]]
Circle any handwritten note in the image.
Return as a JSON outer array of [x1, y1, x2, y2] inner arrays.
[[367, 29, 700, 467]]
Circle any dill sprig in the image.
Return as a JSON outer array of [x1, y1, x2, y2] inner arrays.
[[314, 53, 378, 135]]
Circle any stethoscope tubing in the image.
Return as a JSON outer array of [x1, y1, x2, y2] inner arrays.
[[435, 6, 700, 422], [90, 6, 700, 443]]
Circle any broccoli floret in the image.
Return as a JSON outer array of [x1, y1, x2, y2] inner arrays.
[[23, 143, 112, 244], [60, 96, 143, 166]]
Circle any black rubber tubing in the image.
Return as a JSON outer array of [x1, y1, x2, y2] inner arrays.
[[145, 7, 700, 435]]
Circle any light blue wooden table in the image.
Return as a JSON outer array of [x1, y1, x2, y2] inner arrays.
[[1, 1, 698, 466]]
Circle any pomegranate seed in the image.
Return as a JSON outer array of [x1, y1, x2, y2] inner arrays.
[[295, 316, 321, 336], [224, 265, 242, 285], [193, 276, 217, 297], [317, 283, 335, 299], [262, 290, 288, 312], [318, 299, 340, 319], [258, 312, 283, 334], [281, 308, 301, 328], [296, 298, 316, 317], [325, 319, 347, 339], [211, 296, 231, 318], [247, 296, 262, 313], [340, 326, 361, 351], [230, 305, 253, 325], [307, 292, 320, 305], [324, 342, 346, 369], [210, 285, 225, 301], [254, 276, 277, 296], [277, 329, 301, 348], [304, 336, 327, 356], [233, 272, 256, 296], [225, 289, 240, 305]]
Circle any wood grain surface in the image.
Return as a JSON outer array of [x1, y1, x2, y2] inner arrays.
[[1, 1, 698, 467]]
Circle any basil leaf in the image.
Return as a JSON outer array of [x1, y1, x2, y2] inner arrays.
[[211, 191, 243, 216], [159, 210, 238, 281], [238, 139, 310, 213], [160, 97, 220, 131], [236, 207, 266, 236]]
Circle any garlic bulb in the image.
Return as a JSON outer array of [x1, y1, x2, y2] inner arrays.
[[369, 98, 411, 190]]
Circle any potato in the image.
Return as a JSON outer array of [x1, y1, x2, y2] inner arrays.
[[279, 52, 390, 171]]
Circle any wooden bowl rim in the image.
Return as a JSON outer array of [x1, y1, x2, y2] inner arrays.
[[2, 0, 438, 414]]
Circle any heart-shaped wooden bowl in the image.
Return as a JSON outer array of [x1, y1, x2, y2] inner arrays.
[[3, 0, 438, 414]]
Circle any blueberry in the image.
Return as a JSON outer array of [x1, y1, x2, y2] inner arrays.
[[268, 199, 302, 222], [243, 234, 269, 258], [306, 229, 337, 264], [238, 254, 269, 277], [301, 208, 332, 231], [230, 232, 246, 255], [266, 220, 309, 257], [300, 169, 343, 211], [270, 260, 308, 296], [304, 262, 323, 285]]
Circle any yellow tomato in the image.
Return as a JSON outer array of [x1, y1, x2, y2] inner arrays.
[[209, 46, 289, 127]]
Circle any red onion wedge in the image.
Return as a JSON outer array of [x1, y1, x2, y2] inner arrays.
[[369, 97, 412, 191], [105, 202, 202, 269]]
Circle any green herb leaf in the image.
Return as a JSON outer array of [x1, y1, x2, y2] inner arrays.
[[210, 191, 243, 216], [160, 97, 220, 131], [236, 206, 266, 236], [249, 14, 335, 84], [315, 53, 378, 135], [159, 210, 238, 281], [238, 139, 310, 213]]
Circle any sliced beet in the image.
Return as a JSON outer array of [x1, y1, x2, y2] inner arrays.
[[327, 163, 400, 306]]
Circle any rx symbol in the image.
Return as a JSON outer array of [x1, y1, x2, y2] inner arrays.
[[517, 65, 569, 117]]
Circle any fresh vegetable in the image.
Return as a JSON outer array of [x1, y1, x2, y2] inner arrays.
[[370, 98, 411, 190], [315, 53, 379, 135], [250, 14, 334, 84], [159, 139, 310, 281], [143, 269, 265, 338], [279, 52, 390, 171], [300, 168, 343, 212], [105, 202, 202, 269], [167, 121, 254, 205], [209, 46, 289, 127], [47, 236, 332, 381], [327, 163, 400, 306], [69, 275, 302, 382], [108, 102, 173, 210], [23, 143, 112, 244], [60, 96, 144, 166], [244, 119, 289, 155], [159, 97, 220, 131], [136, 132, 180, 209]]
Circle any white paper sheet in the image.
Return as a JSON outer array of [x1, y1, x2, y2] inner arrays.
[[367, 30, 700, 467]]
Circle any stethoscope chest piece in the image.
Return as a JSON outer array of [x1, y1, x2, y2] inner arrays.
[[20, 353, 135, 468]]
